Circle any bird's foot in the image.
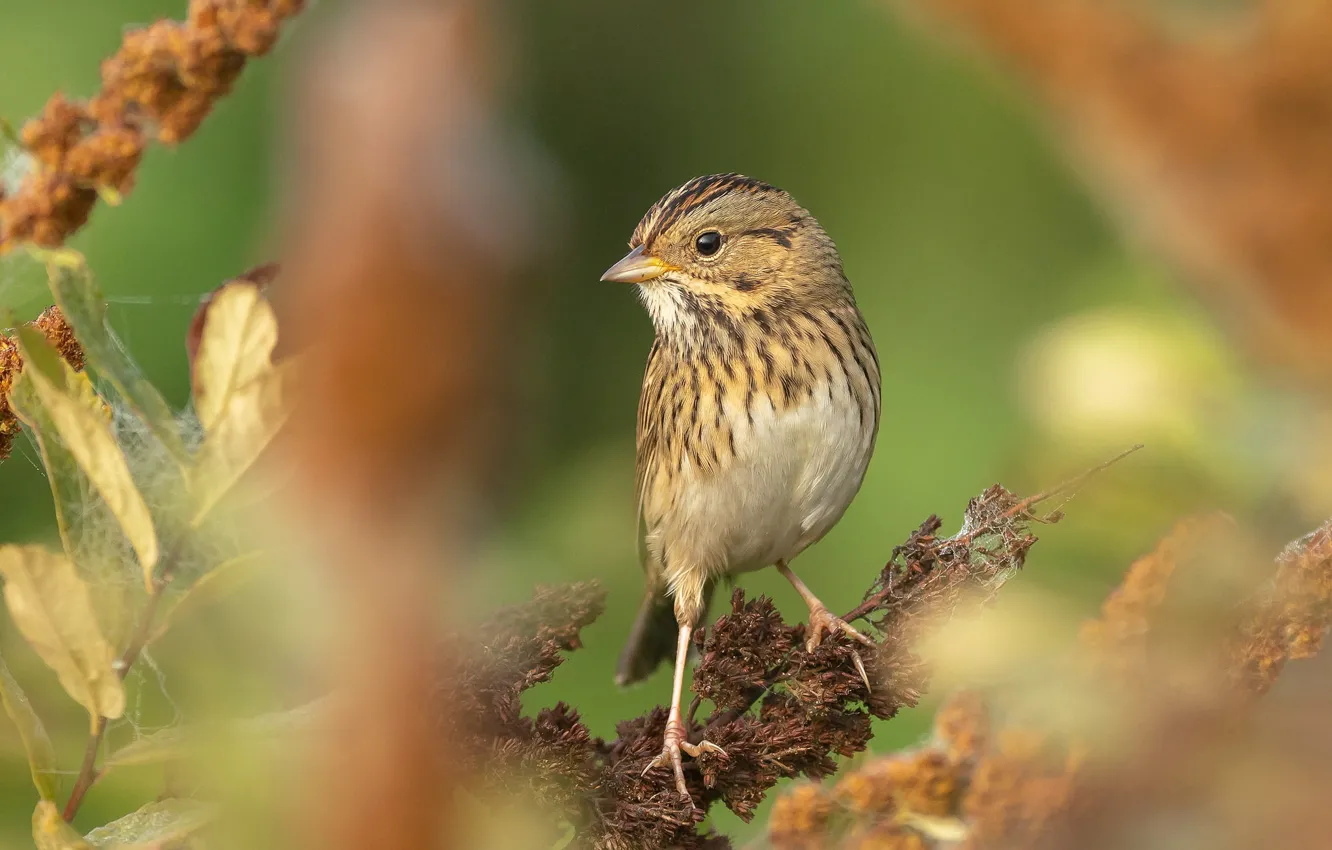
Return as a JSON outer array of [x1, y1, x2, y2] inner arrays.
[[642, 718, 726, 802], [805, 605, 874, 691]]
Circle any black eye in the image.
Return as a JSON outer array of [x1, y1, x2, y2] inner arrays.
[[695, 231, 722, 257]]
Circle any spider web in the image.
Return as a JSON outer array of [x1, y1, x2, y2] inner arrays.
[[1, 140, 248, 752], [7, 278, 220, 750]]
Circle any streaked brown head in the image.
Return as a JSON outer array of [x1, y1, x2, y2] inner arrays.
[[602, 174, 852, 345]]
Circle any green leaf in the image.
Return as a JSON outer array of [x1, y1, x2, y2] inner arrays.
[[40, 252, 189, 467], [150, 550, 272, 645], [9, 370, 139, 649], [84, 799, 218, 849], [188, 283, 292, 525], [0, 546, 126, 729], [0, 651, 60, 800], [14, 327, 159, 586], [33, 801, 92, 850], [106, 698, 328, 769]]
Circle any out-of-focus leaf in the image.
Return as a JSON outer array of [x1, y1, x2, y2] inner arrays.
[[189, 360, 292, 525], [33, 801, 91, 850], [551, 821, 576, 850], [15, 327, 159, 585], [0, 651, 59, 800], [191, 281, 279, 432], [93, 186, 122, 207], [83, 798, 218, 848], [0, 546, 126, 729], [150, 551, 272, 644], [106, 697, 329, 769], [185, 286, 291, 527], [188, 282, 290, 524], [9, 371, 139, 649], [104, 725, 193, 769], [38, 252, 189, 467]]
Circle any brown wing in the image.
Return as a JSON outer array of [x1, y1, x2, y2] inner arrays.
[[634, 337, 667, 577]]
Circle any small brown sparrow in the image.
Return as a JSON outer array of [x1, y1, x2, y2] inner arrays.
[[602, 174, 881, 799]]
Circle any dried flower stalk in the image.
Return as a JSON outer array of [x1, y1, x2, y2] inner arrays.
[[0, 0, 305, 252]]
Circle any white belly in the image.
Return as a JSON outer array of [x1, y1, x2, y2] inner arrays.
[[650, 378, 874, 586]]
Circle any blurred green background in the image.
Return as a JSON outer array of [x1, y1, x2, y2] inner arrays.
[[0, 0, 1312, 845]]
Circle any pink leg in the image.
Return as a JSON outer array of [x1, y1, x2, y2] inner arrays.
[[642, 623, 726, 801]]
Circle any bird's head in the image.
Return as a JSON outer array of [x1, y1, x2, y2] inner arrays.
[[602, 174, 850, 348]]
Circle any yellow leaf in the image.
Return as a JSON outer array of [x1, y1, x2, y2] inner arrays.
[[33, 800, 92, 850], [15, 327, 159, 585], [0, 651, 60, 801], [150, 550, 272, 645], [189, 359, 293, 525], [188, 282, 290, 524], [0, 546, 126, 729], [191, 281, 279, 433], [9, 371, 140, 649]]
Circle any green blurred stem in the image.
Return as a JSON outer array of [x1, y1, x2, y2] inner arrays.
[[62, 555, 176, 822]]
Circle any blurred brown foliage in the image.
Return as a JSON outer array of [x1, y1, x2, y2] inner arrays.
[[448, 482, 1065, 849], [898, 0, 1332, 382], [276, 1, 534, 849], [768, 515, 1332, 849], [0, 0, 304, 251]]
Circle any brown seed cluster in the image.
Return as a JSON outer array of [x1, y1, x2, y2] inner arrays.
[[0, 1, 305, 251], [769, 693, 1079, 850], [0, 306, 86, 460], [770, 513, 1332, 849], [446, 483, 1054, 849], [1231, 521, 1332, 694]]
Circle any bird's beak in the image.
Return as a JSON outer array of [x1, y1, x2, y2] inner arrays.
[[600, 244, 675, 283]]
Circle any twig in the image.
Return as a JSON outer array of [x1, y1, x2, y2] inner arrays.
[[977, 444, 1144, 535], [842, 445, 1143, 625], [62, 564, 175, 821]]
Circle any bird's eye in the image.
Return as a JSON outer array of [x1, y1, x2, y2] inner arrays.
[[695, 231, 723, 257]]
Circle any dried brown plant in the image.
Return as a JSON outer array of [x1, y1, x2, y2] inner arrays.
[[894, 0, 1332, 381], [444, 478, 1068, 850], [0, 306, 85, 460], [767, 514, 1332, 849], [0, 0, 304, 252]]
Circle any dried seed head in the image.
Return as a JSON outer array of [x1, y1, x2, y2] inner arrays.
[[31, 306, 85, 372], [0, 334, 22, 461], [0, 2, 304, 252]]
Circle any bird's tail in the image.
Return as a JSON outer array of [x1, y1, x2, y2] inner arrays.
[[615, 588, 679, 686], [615, 581, 716, 686]]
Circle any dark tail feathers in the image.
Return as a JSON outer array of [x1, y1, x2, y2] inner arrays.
[[615, 582, 715, 686]]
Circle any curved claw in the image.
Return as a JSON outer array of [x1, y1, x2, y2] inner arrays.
[[807, 606, 875, 692], [643, 721, 727, 803], [806, 606, 874, 651]]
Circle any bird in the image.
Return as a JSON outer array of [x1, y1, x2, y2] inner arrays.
[[601, 173, 881, 801]]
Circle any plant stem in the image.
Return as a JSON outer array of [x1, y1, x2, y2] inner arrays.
[[62, 571, 171, 822]]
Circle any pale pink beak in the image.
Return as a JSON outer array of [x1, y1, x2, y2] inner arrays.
[[600, 244, 676, 283]]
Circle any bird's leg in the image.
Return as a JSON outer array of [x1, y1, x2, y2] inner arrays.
[[642, 623, 726, 801], [777, 561, 874, 688]]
